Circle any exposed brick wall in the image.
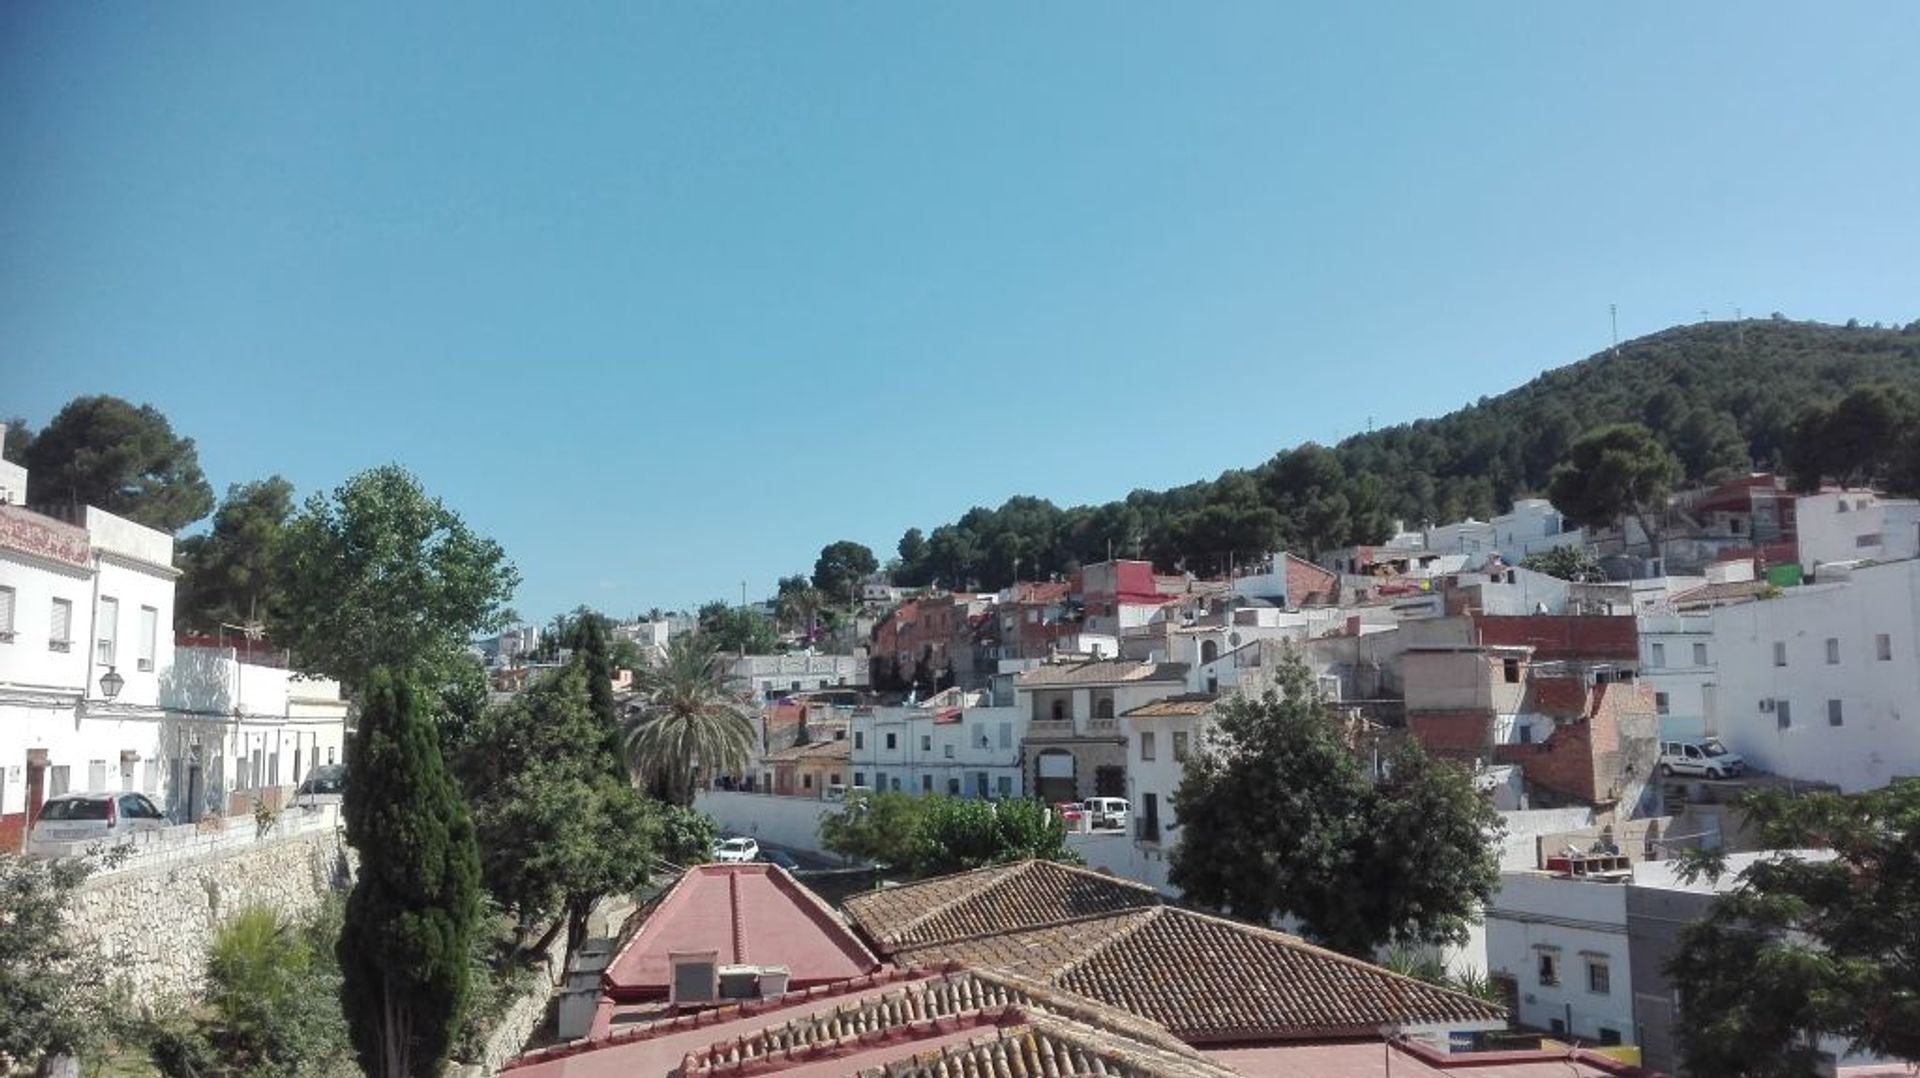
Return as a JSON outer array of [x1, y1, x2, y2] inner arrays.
[[1408, 710, 1493, 761], [1498, 718, 1600, 804], [1475, 615, 1638, 662]]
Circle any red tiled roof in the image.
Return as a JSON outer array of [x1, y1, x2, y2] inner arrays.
[[889, 905, 1506, 1043], [1015, 659, 1190, 688], [602, 865, 878, 1001], [843, 860, 1164, 950]]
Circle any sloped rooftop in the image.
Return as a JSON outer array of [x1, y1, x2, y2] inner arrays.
[[843, 859, 1165, 951], [1015, 659, 1190, 688]]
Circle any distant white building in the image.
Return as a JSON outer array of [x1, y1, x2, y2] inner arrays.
[[1795, 489, 1920, 576], [1636, 612, 1717, 740], [1486, 867, 1636, 1046], [732, 652, 867, 700], [847, 689, 1023, 798]]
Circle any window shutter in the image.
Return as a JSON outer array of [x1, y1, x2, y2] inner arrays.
[[51, 598, 71, 643]]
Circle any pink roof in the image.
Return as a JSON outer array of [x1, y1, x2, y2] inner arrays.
[[507, 973, 932, 1078], [602, 865, 879, 1001]]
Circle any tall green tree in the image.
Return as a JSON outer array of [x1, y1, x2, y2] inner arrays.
[[695, 601, 778, 655], [1669, 781, 1920, 1076], [623, 633, 756, 805], [20, 395, 215, 531], [1788, 386, 1914, 492], [811, 540, 878, 603], [1170, 655, 1500, 956], [273, 466, 519, 695], [175, 477, 297, 634], [566, 612, 622, 771], [912, 798, 1080, 877], [337, 669, 480, 1078], [1519, 543, 1605, 582], [817, 791, 931, 869], [1546, 422, 1682, 556], [455, 665, 656, 954]]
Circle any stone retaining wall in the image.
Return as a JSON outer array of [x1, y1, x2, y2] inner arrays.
[[67, 819, 353, 1002]]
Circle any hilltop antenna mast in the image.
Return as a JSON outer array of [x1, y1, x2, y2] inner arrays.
[[1610, 304, 1619, 356]]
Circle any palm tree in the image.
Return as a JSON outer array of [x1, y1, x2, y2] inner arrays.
[[624, 633, 756, 805]]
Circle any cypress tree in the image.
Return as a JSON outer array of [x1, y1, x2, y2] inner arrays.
[[571, 615, 625, 778], [337, 668, 480, 1078]]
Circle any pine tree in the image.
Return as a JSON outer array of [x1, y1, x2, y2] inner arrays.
[[337, 669, 480, 1078]]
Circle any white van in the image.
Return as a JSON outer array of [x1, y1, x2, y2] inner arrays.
[[1659, 738, 1746, 780], [1082, 797, 1130, 830]]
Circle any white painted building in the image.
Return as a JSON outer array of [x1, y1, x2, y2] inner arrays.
[[1485, 870, 1636, 1045], [1490, 499, 1587, 561], [0, 458, 348, 850], [732, 652, 867, 699], [1707, 557, 1920, 793], [1637, 612, 1717, 740], [1796, 489, 1920, 576], [847, 692, 1023, 798]]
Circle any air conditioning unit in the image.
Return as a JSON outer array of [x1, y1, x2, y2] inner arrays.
[[668, 951, 720, 1005], [717, 966, 760, 999], [757, 966, 792, 997]]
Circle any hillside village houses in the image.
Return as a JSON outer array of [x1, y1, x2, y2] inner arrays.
[[0, 433, 349, 851], [686, 466, 1920, 1065]]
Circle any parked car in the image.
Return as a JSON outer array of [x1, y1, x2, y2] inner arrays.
[[293, 763, 348, 807], [26, 792, 170, 857], [1053, 801, 1085, 828], [1082, 797, 1130, 830], [758, 849, 801, 871], [1659, 738, 1746, 780], [712, 836, 760, 863]]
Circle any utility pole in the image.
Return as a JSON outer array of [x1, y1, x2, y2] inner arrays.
[[1610, 304, 1619, 356]]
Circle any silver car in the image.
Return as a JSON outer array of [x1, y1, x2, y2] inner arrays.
[[26, 792, 170, 857]]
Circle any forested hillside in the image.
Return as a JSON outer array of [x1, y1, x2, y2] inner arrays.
[[890, 317, 1920, 589]]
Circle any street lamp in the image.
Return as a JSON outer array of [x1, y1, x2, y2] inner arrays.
[[99, 666, 125, 701]]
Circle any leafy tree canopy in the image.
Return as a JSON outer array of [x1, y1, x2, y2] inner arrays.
[[696, 601, 779, 654], [1546, 422, 1682, 543], [1170, 654, 1501, 956], [1669, 780, 1920, 1076], [818, 792, 1079, 878], [812, 540, 878, 602], [454, 663, 656, 952], [19, 395, 215, 531], [0, 854, 104, 1065], [1519, 543, 1605, 582], [175, 476, 296, 634], [273, 465, 519, 695]]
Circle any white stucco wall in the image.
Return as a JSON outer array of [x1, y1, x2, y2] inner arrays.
[[1485, 872, 1635, 1043]]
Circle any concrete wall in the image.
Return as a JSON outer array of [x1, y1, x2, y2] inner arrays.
[[67, 811, 352, 1001], [695, 789, 840, 855]]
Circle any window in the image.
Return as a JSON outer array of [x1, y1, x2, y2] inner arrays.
[[1140, 731, 1156, 761], [1826, 638, 1840, 665], [1537, 952, 1559, 987], [890, 776, 901, 792], [1503, 657, 1521, 684], [1773, 641, 1787, 667], [1598, 1027, 1622, 1047], [1655, 692, 1670, 716], [50, 597, 72, 651], [1776, 699, 1792, 729], [854, 731, 865, 750], [1829, 699, 1844, 726], [1878, 634, 1894, 661], [802, 773, 813, 790], [1051, 700, 1067, 721], [944, 743, 955, 758], [947, 777, 961, 796], [1587, 959, 1611, 994], [138, 606, 158, 671], [996, 775, 1013, 797], [1650, 643, 1665, 668], [1693, 642, 1708, 666], [0, 584, 14, 641], [853, 772, 866, 787], [96, 596, 118, 665], [999, 722, 1013, 749], [885, 732, 897, 751], [1094, 697, 1115, 720], [1173, 731, 1190, 762], [921, 775, 932, 793], [1857, 533, 1883, 548], [88, 759, 108, 791], [50, 765, 70, 796], [920, 734, 931, 753]]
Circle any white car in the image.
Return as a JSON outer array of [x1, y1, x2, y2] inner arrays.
[[712, 836, 760, 863], [26, 792, 170, 857], [1659, 738, 1746, 780]]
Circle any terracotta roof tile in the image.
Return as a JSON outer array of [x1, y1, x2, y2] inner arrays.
[[890, 905, 1506, 1042], [761, 739, 853, 763], [1669, 578, 1774, 608], [1124, 694, 1218, 719], [1015, 659, 1190, 688], [843, 861, 1165, 950]]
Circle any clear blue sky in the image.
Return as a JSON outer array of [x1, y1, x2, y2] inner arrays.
[[4, 4, 1916, 620]]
